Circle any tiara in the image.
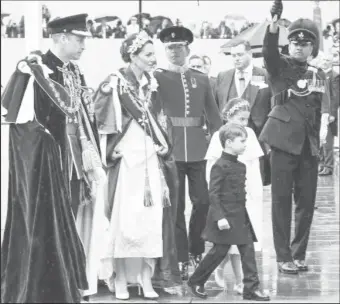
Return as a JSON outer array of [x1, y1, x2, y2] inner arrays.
[[223, 100, 250, 120], [127, 31, 150, 54]]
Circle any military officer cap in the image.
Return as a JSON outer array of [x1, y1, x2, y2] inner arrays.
[[159, 26, 194, 45], [288, 18, 320, 57], [47, 13, 91, 37]]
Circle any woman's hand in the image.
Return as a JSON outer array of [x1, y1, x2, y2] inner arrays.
[[155, 145, 168, 156]]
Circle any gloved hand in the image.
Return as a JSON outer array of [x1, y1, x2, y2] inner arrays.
[[270, 0, 283, 20]]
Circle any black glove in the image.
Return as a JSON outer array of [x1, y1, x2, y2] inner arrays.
[[270, 0, 283, 20]]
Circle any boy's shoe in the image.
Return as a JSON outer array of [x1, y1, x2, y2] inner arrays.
[[243, 289, 270, 301], [187, 283, 208, 299], [233, 283, 244, 295]]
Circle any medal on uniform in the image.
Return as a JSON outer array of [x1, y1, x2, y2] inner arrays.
[[191, 77, 197, 88]]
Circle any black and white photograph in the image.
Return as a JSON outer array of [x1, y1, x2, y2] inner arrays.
[[1, 0, 339, 303]]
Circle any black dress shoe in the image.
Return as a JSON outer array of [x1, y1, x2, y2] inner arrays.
[[179, 262, 189, 281], [319, 168, 333, 176], [82, 296, 89, 302], [187, 283, 208, 299], [278, 261, 299, 274], [243, 289, 270, 301], [293, 260, 309, 271]]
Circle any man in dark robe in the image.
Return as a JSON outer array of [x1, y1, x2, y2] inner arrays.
[[1, 14, 101, 303]]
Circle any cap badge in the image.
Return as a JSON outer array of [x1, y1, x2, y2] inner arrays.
[[171, 32, 176, 38], [298, 32, 304, 39]]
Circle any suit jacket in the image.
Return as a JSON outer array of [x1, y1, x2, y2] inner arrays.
[[259, 26, 330, 156], [154, 68, 222, 162], [215, 66, 271, 136], [202, 152, 257, 245]]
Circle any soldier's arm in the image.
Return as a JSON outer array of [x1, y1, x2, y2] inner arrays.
[[263, 16, 286, 77], [214, 72, 222, 110], [204, 77, 223, 134]]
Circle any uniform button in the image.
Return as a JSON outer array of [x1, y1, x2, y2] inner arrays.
[[186, 111, 190, 115], [306, 104, 310, 107]]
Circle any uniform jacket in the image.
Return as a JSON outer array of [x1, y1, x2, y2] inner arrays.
[[202, 152, 257, 245], [325, 69, 339, 136], [259, 27, 330, 156], [154, 68, 222, 162], [215, 66, 271, 136]]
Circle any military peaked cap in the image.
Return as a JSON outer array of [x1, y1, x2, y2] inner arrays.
[[48, 13, 91, 37], [159, 26, 194, 45]]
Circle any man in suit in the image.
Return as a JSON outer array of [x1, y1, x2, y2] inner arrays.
[[259, 2, 330, 274], [154, 26, 222, 280], [214, 39, 272, 185], [318, 53, 340, 176], [215, 39, 271, 137]]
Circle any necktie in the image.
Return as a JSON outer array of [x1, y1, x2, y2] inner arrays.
[[239, 71, 245, 96]]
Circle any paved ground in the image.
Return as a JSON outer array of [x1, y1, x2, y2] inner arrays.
[[89, 171, 339, 303], [1, 123, 339, 302]]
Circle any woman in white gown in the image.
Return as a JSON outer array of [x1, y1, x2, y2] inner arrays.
[[205, 98, 264, 293], [93, 31, 181, 300]]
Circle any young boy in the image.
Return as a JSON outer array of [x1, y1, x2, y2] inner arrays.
[[187, 123, 270, 301]]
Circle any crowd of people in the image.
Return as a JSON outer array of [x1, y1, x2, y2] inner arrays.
[[1, 0, 339, 303]]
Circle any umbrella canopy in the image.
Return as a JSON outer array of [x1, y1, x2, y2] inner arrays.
[[220, 20, 289, 56], [149, 16, 173, 34], [1, 12, 10, 18], [94, 15, 119, 23], [133, 13, 151, 20]]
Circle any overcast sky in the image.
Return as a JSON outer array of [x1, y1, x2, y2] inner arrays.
[[2, 0, 339, 27]]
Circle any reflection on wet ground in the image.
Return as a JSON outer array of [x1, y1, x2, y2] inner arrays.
[[91, 173, 339, 303]]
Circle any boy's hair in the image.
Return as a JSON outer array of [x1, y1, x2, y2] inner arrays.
[[219, 123, 247, 148], [221, 98, 250, 121]]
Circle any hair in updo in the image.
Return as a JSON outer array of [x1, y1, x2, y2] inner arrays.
[[120, 32, 153, 63], [221, 98, 250, 122]]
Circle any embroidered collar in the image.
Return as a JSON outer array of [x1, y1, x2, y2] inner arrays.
[[46, 50, 70, 68]]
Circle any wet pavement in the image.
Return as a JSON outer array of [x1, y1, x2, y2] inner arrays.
[[1, 124, 339, 302], [90, 172, 339, 303]]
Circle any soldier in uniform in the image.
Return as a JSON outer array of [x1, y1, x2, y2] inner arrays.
[[154, 26, 222, 280], [259, 1, 330, 275]]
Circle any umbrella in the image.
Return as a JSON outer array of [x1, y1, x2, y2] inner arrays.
[[94, 16, 119, 23], [1, 12, 10, 18], [133, 13, 151, 20], [220, 20, 289, 57], [149, 16, 173, 35]]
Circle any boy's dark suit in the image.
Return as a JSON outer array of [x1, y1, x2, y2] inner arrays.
[[188, 152, 260, 294]]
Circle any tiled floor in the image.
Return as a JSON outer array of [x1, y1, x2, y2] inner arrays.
[[89, 173, 339, 303]]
